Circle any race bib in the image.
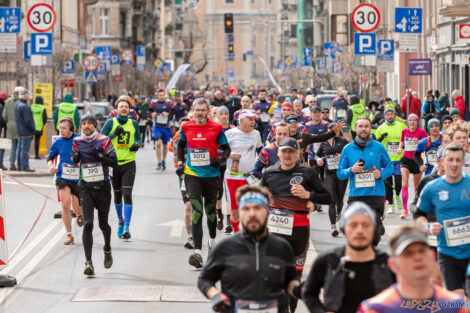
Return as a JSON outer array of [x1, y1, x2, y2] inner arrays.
[[190, 148, 210, 166], [444, 215, 470, 247], [337, 109, 347, 119], [245, 174, 260, 186], [267, 209, 294, 235], [464, 153, 470, 174], [180, 177, 186, 191], [236, 299, 278, 313], [404, 138, 418, 152], [355, 170, 375, 188], [138, 119, 146, 126], [273, 108, 282, 123], [387, 142, 400, 155], [61, 163, 80, 180], [156, 115, 168, 124], [427, 150, 438, 166], [427, 235, 437, 247], [174, 121, 180, 128], [313, 143, 321, 154], [260, 112, 270, 123], [81, 163, 104, 182], [326, 155, 339, 170]]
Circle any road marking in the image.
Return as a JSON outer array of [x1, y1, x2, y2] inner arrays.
[[156, 219, 185, 237], [302, 239, 317, 281], [4, 181, 52, 189], [0, 226, 65, 304]]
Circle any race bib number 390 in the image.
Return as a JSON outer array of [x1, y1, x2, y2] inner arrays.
[[355, 170, 375, 188], [444, 215, 470, 247], [81, 163, 104, 182], [190, 148, 210, 166], [267, 209, 294, 235]]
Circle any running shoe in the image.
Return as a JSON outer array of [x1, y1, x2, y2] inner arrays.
[[117, 219, 124, 238], [207, 239, 215, 255], [224, 224, 233, 234], [331, 225, 339, 237], [189, 252, 204, 269], [335, 211, 341, 223], [395, 195, 402, 210], [76, 215, 83, 227], [216, 210, 224, 230], [84, 261, 95, 277], [64, 235, 74, 245], [387, 203, 395, 214], [104, 250, 113, 269], [315, 203, 323, 212], [156, 162, 162, 170], [162, 161, 166, 170], [122, 225, 131, 240], [184, 236, 194, 249], [400, 210, 408, 219]]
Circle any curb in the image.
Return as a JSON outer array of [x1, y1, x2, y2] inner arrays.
[[4, 170, 52, 178]]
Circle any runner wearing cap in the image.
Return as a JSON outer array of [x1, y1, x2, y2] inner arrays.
[[416, 143, 470, 298], [150, 89, 173, 171], [450, 108, 461, 123], [321, 107, 333, 124], [441, 115, 453, 135], [332, 88, 351, 141], [305, 106, 329, 178], [224, 109, 263, 233], [302, 202, 395, 313], [414, 118, 445, 176], [198, 185, 300, 313], [252, 89, 272, 143], [261, 137, 332, 313], [358, 225, 465, 313], [397, 114, 427, 219]]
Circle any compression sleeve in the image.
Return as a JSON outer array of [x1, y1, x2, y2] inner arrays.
[[219, 143, 231, 161]]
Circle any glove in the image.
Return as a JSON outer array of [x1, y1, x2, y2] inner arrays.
[[175, 163, 185, 176], [292, 282, 304, 299], [129, 143, 140, 152], [210, 158, 221, 168], [212, 292, 231, 313], [113, 126, 125, 137], [88, 147, 104, 160], [71, 151, 80, 164]]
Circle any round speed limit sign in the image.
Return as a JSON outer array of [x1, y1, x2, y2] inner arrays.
[[121, 49, 134, 62], [83, 55, 100, 72], [27, 3, 57, 33], [352, 3, 380, 33]]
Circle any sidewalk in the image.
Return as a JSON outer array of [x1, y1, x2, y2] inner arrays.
[[3, 154, 52, 177]]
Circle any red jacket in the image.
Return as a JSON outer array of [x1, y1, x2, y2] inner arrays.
[[400, 95, 421, 117], [454, 96, 465, 120]]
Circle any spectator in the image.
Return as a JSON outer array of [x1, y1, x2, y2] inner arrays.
[[452, 89, 465, 119], [450, 108, 462, 123], [3, 87, 21, 170], [53, 92, 80, 131], [0, 92, 7, 170], [14, 89, 35, 172], [421, 94, 441, 132], [30, 96, 47, 159], [437, 91, 450, 120], [400, 89, 421, 118]]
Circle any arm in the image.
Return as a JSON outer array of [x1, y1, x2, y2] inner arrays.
[[176, 128, 187, 163], [337, 148, 354, 180], [302, 254, 328, 313], [308, 169, 331, 204], [421, 101, 427, 115], [100, 119, 114, 137], [100, 138, 117, 168], [346, 109, 353, 126], [53, 108, 58, 129], [25, 107, 36, 134], [378, 149, 394, 180], [197, 244, 224, 298], [302, 130, 335, 145], [414, 150, 424, 167], [132, 120, 141, 145]]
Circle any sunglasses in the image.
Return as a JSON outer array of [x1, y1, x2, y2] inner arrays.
[[286, 119, 298, 124]]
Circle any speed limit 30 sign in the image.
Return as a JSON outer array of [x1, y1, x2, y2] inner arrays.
[[27, 3, 57, 33], [352, 3, 380, 33], [83, 54, 100, 72]]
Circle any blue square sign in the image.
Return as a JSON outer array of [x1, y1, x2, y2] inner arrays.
[[377, 40, 394, 61], [395, 8, 422, 33], [0, 8, 21, 33], [354, 33, 376, 55], [31, 33, 53, 55]]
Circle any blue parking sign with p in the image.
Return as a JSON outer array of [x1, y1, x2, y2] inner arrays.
[[31, 33, 53, 55], [62, 60, 75, 74], [354, 33, 376, 55], [377, 40, 394, 61]]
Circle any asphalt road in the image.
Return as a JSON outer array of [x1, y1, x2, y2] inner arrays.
[[0, 144, 412, 313]]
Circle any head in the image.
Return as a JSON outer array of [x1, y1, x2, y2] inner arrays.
[[35, 96, 44, 105], [388, 225, 434, 284], [340, 202, 376, 251], [115, 96, 131, 118], [441, 115, 452, 131], [277, 137, 300, 169], [384, 108, 395, 123], [19, 89, 29, 101], [239, 110, 256, 132], [274, 123, 289, 146], [426, 94, 434, 103], [355, 118, 372, 140], [443, 143, 465, 180], [236, 185, 270, 238], [368, 101, 379, 113], [284, 114, 299, 135], [157, 89, 166, 102], [80, 114, 97, 136], [217, 106, 229, 125], [310, 106, 321, 122], [58, 117, 74, 137], [258, 89, 267, 101], [293, 99, 303, 115], [215, 90, 224, 100], [290, 87, 297, 98], [407, 114, 419, 130], [174, 93, 182, 103], [13, 86, 24, 96], [306, 95, 316, 108], [241, 96, 251, 109], [447, 121, 469, 148], [450, 108, 461, 122], [193, 98, 210, 124], [321, 108, 330, 121], [179, 117, 190, 128], [210, 106, 218, 120], [452, 89, 462, 99], [281, 102, 293, 118], [427, 119, 440, 137]]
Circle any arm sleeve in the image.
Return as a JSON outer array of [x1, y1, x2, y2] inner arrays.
[[74, 109, 80, 129], [100, 119, 114, 137], [417, 184, 433, 213], [302, 131, 335, 145], [346, 109, 353, 125], [177, 129, 187, 163], [309, 170, 331, 204], [414, 150, 424, 167], [101, 138, 117, 168], [133, 120, 141, 145], [302, 254, 328, 313], [421, 102, 427, 115], [218, 143, 231, 161], [411, 176, 431, 217]]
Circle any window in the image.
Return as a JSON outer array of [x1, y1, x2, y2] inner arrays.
[[100, 8, 110, 36], [290, 24, 296, 38], [120, 11, 126, 38], [332, 14, 348, 45]]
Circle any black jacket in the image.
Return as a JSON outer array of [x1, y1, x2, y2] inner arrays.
[[198, 232, 298, 313], [315, 137, 349, 174], [302, 246, 395, 313]]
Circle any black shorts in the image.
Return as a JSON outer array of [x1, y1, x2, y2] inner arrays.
[[275, 226, 310, 272], [184, 175, 219, 201], [56, 178, 79, 198], [400, 156, 420, 174], [437, 252, 470, 291]]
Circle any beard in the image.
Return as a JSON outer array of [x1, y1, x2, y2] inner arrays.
[[347, 241, 371, 251], [242, 218, 267, 238], [195, 116, 207, 124]]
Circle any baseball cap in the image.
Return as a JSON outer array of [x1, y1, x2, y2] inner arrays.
[[284, 114, 298, 123], [239, 109, 255, 120], [390, 229, 428, 257], [19, 89, 29, 96], [278, 137, 299, 151], [282, 102, 293, 110], [310, 106, 321, 112]]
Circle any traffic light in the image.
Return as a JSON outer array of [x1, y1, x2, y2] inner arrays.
[[227, 43, 234, 54], [224, 13, 233, 33]]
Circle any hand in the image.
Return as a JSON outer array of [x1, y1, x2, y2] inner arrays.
[[396, 147, 402, 155], [290, 182, 310, 199], [334, 153, 341, 162], [292, 282, 304, 299], [212, 292, 231, 313], [316, 158, 324, 166], [372, 166, 381, 179], [113, 126, 125, 137], [88, 147, 103, 160], [175, 163, 185, 176], [162, 111, 169, 117], [419, 165, 426, 173], [413, 138, 419, 144], [428, 222, 443, 236], [351, 161, 364, 173], [230, 153, 241, 161], [71, 151, 80, 164], [48, 163, 57, 174], [332, 120, 344, 133], [210, 158, 221, 168], [129, 143, 140, 152]]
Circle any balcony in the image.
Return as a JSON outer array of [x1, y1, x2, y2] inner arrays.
[[439, 0, 470, 17]]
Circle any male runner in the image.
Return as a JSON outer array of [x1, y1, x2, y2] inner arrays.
[[151, 89, 173, 170], [135, 95, 149, 147]]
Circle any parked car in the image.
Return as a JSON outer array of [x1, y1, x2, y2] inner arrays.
[[87, 102, 113, 129]]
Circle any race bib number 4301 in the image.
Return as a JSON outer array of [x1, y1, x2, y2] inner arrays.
[[190, 148, 210, 166], [355, 170, 375, 188]]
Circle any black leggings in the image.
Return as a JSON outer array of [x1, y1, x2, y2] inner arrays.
[[324, 172, 348, 225], [112, 161, 136, 205], [79, 181, 112, 261], [385, 174, 402, 203], [348, 196, 385, 246], [34, 131, 42, 157], [139, 126, 146, 144]]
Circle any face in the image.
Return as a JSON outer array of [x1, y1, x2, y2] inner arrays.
[[290, 90, 297, 98], [275, 126, 289, 145], [307, 98, 317, 107], [322, 110, 329, 120], [429, 124, 440, 136], [344, 214, 374, 251], [239, 116, 255, 132], [442, 120, 452, 130], [286, 118, 298, 134], [452, 114, 460, 123], [385, 111, 395, 123], [355, 119, 371, 140], [81, 121, 95, 136], [218, 111, 229, 124], [452, 130, 468, 147], [241, 97, 251, 109], [278, 148, 299, 167], [293, 101, 303, 114], [240, 203, 268, 237], [175, 95, 182, 103], [311, 110, 321, 121], [194, 103, 209, 124], [157, 91, 166, 102], [59, 122, 72, 138], [390, 243, 434, 283], [444, 149, 465, 179], [281, 106, 293, 118], [259, 91, 267, 100], [408, 118, 418, 129], [210, 107, 218, 120], [116, 101, 130, 118], [215, 91, 223, 100]]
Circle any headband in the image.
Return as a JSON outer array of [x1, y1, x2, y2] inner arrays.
[[239, 192, 269, 209]]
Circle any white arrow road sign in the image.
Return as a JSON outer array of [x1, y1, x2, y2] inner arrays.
[[156, 219, 185, 237]]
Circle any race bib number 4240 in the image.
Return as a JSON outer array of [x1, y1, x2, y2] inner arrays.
[[267, 209, 294, 235]]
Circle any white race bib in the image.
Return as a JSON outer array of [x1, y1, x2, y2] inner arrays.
[[464, 153, 470, 174], [387, 142, 400, 155], [61, 163, 80, 181], [313, 143, 321, 154], [427, 150, 438, 166], [326, 155, 339, 170], [138, 119, 146, 126], [81, 163, 104, 182], [355, 170, 375, 188], [337, 109, 347, 118], [260, 112, 270, 123], [267, 209, 294, 235], [190, 148, 210, 166], [180, 177, 186, 191], [245, 174, 260, 186], [444, 215, 470, 247], [404, 138, 418, 152], [156, 115, 168, 124], [236, 299, 278, 313], [427, 235, 437, 247]]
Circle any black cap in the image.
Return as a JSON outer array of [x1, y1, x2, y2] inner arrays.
[[290, 87, 297, 92], [310, 106, 321, 112], [279, 137, 300, 151], [284, 114, 298, 122], [237, 89, 244, 96], [349, 95, 360, 105], [80, 114, 98, 128]]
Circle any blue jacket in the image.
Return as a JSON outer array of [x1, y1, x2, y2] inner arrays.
[[14, 99, 35, 137], [421, 100, 441, 116], [337, 139, 393, 197]]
